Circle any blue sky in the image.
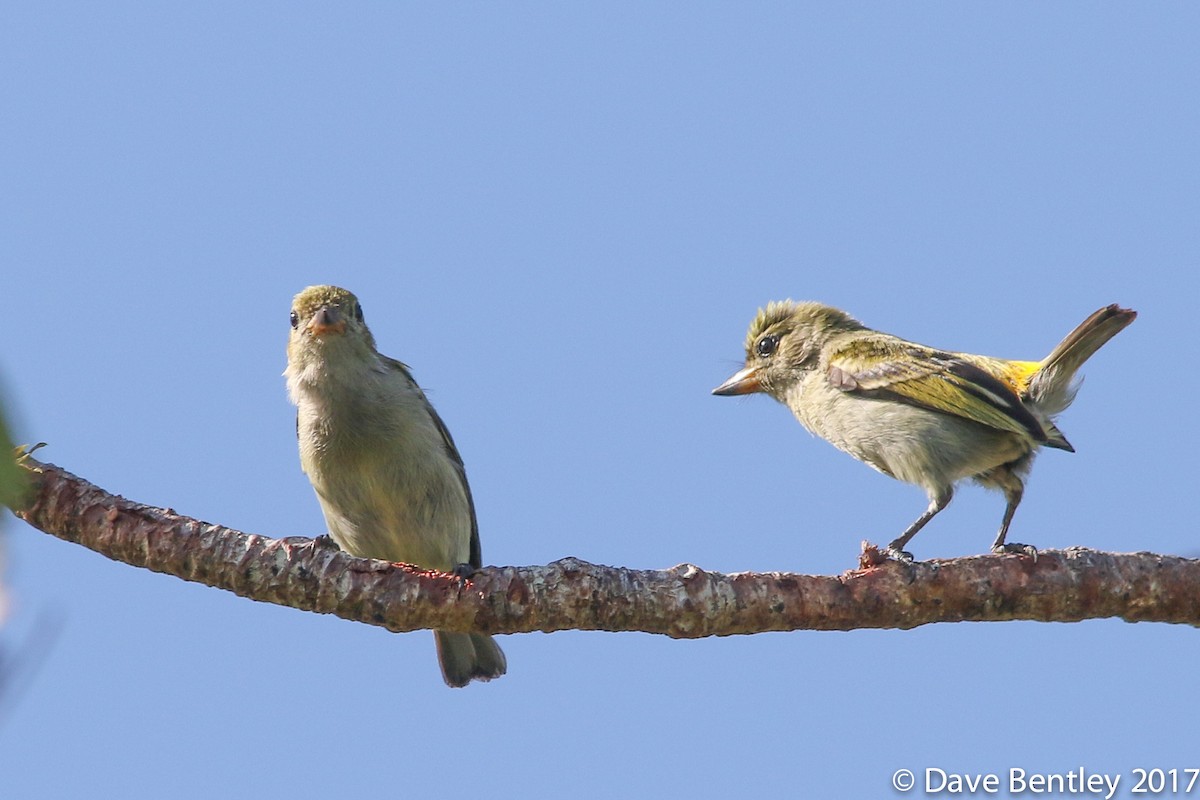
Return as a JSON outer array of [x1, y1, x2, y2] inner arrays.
[[2, 4, 1197, 798]]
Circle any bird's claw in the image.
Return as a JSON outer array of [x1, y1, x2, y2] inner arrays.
[[278, 534, 340, 551], [884, 546, 916, 564], [993, 542, 1038, 561], [451, 562, 478, 580]]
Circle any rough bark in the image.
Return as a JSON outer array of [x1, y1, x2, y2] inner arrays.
[[9, 457, 1200, 635]]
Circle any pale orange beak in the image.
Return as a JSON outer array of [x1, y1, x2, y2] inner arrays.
[[712, 366, 763, 396], [307, 306, 347, 337]]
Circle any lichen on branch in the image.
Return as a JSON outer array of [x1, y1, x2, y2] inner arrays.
[[10, 457, 1200, 635]]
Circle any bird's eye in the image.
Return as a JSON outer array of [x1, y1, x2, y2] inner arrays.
[[756, 334, 779, 358], [355, 303, 364, 322], [289, 310, 299, 329]]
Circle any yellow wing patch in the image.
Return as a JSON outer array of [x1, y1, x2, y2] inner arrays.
[[827, 336, 1048, 442]]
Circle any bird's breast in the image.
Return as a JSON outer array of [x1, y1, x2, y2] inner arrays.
[[296, 393, 472, 570]]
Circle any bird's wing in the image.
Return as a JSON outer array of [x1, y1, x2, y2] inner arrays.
[[293, 413, 314, 477], [826, 335, 1048, 442], [382, 356, 483, 569]]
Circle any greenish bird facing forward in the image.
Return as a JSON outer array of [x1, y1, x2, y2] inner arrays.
[[285, 285, 506, 687]]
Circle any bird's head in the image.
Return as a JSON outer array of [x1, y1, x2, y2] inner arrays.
[[286, 284, 380, 380], [712, 300, 864, 399]]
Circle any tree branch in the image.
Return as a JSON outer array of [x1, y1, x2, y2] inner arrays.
[[9, 457, 1200, 635]]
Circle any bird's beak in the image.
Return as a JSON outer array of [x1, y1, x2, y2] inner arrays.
[[308, 306, 347, 337], [712, 366, 763, 396]]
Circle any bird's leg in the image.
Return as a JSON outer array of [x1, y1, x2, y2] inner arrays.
[[885, 487, 953, 562], [991, 483, 1037, 559]]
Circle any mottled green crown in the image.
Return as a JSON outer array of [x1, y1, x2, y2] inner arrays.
[[745, 301, 798, 352], [744, 300, 863, 355], [292, 285, 361, 321]]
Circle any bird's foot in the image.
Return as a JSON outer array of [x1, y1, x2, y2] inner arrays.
[[992, 542, 1038, 561], [860, 541, 919, 568], [311, 534, 340, 550], [278, 534, 335, 549], [451, 562, 478, 580]]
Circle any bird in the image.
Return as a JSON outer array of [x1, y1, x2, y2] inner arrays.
[[713, 301, 1136, 560], [285, 284, 506, 686]]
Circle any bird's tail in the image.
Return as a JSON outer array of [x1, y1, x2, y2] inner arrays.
[[435, 631, 507, 688], [1026, 304, 1136, 423]]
